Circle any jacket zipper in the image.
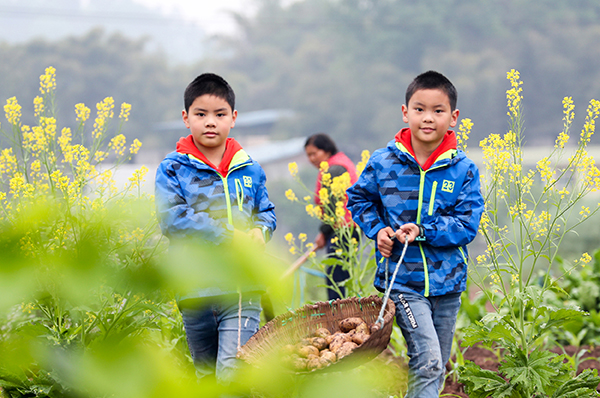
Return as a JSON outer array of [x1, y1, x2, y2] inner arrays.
[[221, 162, 250, 226], [394, 143, 457, 297], [186, 152, 251, 227], [417, 164, 446, 297]]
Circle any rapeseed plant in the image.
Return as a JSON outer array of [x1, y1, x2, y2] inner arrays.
[[285, 157, 376, 301], [0, 67, 180, 397], [460, 70, 600, 397]]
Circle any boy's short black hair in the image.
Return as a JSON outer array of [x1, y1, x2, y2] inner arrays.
[[305, 133, 339, 155], [406, 71, 457, 111], [184, 73, 235, 113]]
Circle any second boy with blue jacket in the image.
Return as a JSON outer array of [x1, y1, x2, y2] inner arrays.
[[347, 71, 484, 397]]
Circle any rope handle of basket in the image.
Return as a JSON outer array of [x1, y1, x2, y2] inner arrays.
[[375, 235, 409, 328]]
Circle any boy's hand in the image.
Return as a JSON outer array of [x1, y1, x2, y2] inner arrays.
[[248, 228, 266, 248], [234, 228, 266, 251], [377, 227, 396, 258], [397, 223, 419, 244]]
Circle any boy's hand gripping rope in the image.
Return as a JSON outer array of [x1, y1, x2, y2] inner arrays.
[[375, 235, 409, 328]]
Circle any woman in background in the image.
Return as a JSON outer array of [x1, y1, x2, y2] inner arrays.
[[304, 133, 358, 300]]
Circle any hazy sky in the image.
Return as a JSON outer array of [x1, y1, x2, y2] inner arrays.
[[131, 0, 251, 34]]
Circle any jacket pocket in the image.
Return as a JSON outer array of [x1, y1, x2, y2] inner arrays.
[[235, 178, 244, 212], [428, 181, 438, 216]]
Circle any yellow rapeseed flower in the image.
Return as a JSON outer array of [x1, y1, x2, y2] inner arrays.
[[50, 170, 69, 191], [298, 233, 307, 242], [557, 187, 570, 199], [506, 69, 523, 119], [580, 99, 600, 146], [330, 172, 350, 198], [109, 134, 126, 156], [94, 151, 108, 163], [580, 252, 592, 265], [4, 97, 22, 125], [34, 96, 44, 117], [555, 132, 569, 149], [563, 97, 575, 124], [284, 232, 294, 244], [128, 165, 148, 188], [29, 159, 42, 180], [457, 118, 473, 151], [39, 66, 56, 95], [58, 127, 71, 153], [285, 188, 298, 202], [119, 103, 132, 121], [129, 138, 142, 155], [319, 161, 329, 173], [75, 103, 91, 123], [356, 150, 370, 175], [0, 148, 17, 177], [92, 97, 115, 139], [305, 204, 322, 219], [288, 162, 298, 177], [536, 157, 554, 185], [580, 206, 591, 218], [335, 202, 346, 219], [321, 172, 331, 187], [508, 202, 526, 217], [318, 187, 329, 205], [480, 133, 512, 186]]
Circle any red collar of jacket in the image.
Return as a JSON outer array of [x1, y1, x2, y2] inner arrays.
[[176, 134, 243, 176], [394, 127, 457, 170]]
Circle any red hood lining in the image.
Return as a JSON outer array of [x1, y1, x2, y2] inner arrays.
[[394, 127, 456, 170], [176, 134, 243, 176]]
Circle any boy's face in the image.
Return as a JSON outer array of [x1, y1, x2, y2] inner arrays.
[[402, 88, 459, 150], [182, 94, 237, 154]]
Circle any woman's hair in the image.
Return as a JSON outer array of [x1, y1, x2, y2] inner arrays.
[[304, 133, 338, 155]]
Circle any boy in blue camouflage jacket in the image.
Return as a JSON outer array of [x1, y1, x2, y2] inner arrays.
[[346, 71, 484, 397], [154, 73, 276, 384]]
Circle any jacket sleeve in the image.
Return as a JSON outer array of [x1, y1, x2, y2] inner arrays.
[[346, 156, 387, 240], [423, 162, 484, 247], [252, 166, 277, 242], [154, 160, 233, 245]]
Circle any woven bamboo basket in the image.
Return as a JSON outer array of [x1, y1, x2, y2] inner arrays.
[[237, 295, 396, 373]]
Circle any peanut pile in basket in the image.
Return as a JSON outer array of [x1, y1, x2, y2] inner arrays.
[[281, 316, 381, 371]]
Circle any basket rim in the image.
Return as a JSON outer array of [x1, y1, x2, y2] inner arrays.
[[238, 295, 396, 372]]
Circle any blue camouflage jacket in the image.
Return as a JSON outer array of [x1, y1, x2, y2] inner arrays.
[[155, 145, 276, 298], [346, 135, 484, 297]]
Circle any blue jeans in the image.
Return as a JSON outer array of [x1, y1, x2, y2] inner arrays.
[[392, 290, 461, 398], [179, 293, 262, 384]]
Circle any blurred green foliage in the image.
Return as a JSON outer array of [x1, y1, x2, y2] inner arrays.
[[0, 67, 410, 398]]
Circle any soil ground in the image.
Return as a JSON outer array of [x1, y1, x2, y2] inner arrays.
[[440, 345, 600, 397]]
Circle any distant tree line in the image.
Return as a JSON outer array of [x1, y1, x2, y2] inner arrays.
[[2, 0, 600, 157], [213, 0, 600, 156]]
